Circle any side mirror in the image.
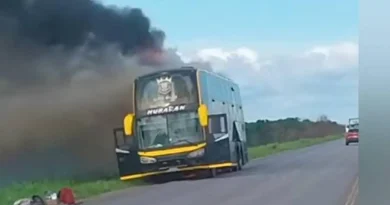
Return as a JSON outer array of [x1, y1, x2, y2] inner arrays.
[[198, 104, 209, 127], [123, 113, 135, 136], [113, 127, 134, 150]]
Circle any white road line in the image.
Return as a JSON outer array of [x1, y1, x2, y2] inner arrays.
[[345, 177, 359, 205]]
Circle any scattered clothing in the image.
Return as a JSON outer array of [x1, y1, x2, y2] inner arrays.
[[12, 187, 80, 205], [13, 195, 46, 205], [13, 198, 32, 205]]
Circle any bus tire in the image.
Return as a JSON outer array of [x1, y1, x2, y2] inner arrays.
[[237, 152, 243, 171], [209, 168, 217, 178], [233, 149, 243, 171]]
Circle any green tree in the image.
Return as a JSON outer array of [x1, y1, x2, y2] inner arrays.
[[245, 117, 343, 147]]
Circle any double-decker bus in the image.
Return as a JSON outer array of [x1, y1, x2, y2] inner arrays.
[[113, 66, 249, 181]]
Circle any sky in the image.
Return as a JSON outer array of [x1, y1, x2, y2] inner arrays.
[[103, 0, 358, 123]]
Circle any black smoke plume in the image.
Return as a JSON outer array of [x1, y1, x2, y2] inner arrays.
[[0, 0, 202, 186]]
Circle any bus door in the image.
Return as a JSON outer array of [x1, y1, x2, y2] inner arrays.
[[113, 128, 141, 176]]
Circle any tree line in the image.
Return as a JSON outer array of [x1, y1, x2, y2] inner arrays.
[[245, 115, 344, 147]]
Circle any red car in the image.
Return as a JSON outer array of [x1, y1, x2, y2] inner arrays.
[[345, 128, 359, 145], [345, 118, 359, 146]]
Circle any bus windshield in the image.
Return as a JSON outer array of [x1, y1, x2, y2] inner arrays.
[[137, 112, 203, 149], [136, 71, 197, 111]]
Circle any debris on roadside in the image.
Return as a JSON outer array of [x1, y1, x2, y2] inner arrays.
[[58, 187, 77, 205], [12, 187, 83, 205]]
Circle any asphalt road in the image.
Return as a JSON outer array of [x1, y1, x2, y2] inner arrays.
[[84, 139, 358, 205]]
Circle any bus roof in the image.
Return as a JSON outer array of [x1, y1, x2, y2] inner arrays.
[[135, 66, 235, 84]]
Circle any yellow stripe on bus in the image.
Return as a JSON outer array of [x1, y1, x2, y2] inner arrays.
[[120, 162, 236, 181], [138, 143, 206, 157]]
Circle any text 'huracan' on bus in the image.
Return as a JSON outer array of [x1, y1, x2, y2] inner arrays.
[[113, 66, 249, 181]]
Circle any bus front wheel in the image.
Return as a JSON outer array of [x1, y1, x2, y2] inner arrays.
[[233, 150, 243, 171], [209, 168, 217, 178]]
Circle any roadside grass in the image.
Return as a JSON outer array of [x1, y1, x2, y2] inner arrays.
[[1, 135, 341, 205], [248, 135, 342, 159]]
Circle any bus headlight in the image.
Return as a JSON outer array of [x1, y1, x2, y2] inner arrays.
[[140, 156, 157, 164], [187, 148, 205, 158]]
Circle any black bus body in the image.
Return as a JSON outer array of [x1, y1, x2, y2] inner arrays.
[[113, 67, 249, 181]]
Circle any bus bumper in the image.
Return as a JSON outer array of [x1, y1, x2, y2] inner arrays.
[[120, 162, 236, 181]]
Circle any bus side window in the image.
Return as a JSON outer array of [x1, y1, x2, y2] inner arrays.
[[220, 116, 226, 133], [209, 114, 227, 134]]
